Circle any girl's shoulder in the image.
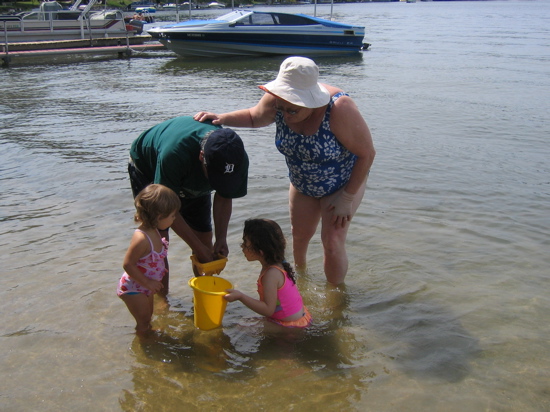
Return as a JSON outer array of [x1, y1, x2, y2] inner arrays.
[[125, 228, 152, 259], [133, 227, 162, 253], [260, 265, 286, 287], [132, 228, 149, 241]]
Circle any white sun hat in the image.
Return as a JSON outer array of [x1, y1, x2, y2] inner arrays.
[[259, 56, 331, 109]]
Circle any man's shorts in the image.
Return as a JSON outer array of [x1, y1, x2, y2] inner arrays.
[[128, 159, 212, 233]]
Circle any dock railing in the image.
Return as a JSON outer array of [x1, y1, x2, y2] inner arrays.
[[1, 16, 21, 64]]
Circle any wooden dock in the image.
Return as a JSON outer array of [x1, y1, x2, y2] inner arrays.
[[1, 37, 168, 67]]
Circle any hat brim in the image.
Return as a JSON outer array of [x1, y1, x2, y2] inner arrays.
[[208, 152, 249, 199], [259, 82, 330, 109]]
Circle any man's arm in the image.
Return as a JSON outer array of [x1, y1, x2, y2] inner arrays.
[[212, 193, 232, 257], [170, 212, 213, 263]]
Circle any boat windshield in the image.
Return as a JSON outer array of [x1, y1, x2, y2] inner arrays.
[[215, 10, 320, 26], [214, 10, 250, 22], [91, 10, 123, 20]]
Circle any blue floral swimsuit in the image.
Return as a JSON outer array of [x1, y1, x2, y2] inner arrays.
[[275, 92, 357, 198]]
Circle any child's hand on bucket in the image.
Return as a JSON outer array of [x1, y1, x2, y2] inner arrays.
[[224, 289, 242, 302]]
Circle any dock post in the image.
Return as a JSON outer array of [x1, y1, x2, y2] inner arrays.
[[1, 29, 10, 67], [117, 33, 132, 58], [123, 32, 132, 58], [1, 53, 11, 67]]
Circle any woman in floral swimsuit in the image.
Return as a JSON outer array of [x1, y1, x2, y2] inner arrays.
[[195, 57, 375, 284]]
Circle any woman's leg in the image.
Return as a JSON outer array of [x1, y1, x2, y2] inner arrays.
[[289, 184, 321, 268], [320, 182, 366, 284]]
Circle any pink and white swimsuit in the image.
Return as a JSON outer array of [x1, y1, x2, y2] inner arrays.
[[117, 229, 168, 297]]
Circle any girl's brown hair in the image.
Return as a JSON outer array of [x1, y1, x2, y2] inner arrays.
[[134, 184, 181, 229], [243, 218, 297, 284]]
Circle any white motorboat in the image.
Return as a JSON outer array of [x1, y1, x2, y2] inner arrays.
[[0, 0, 135, 44], [135, 6, 156, 13], [147, 9, 366, 58]]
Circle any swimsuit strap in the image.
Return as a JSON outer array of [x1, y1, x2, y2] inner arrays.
[[135, 229, 154, 254], [325, 91, 349, 115], [268, 265, 285, 276], [332, 91, 348, 98], [260, 265, 285, 276], [330, 91, 349, 105], [259, 265, 287, 287]]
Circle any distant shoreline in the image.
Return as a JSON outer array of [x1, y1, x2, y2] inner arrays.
[[0, 0, 494, 15]]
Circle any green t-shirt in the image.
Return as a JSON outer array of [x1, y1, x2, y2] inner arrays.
[[130, 116, 220, 199]]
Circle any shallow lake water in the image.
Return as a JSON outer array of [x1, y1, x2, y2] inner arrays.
[[1, 1, 549, 410]]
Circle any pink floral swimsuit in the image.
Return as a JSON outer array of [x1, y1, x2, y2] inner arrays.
[[117, 229, 168, 297]]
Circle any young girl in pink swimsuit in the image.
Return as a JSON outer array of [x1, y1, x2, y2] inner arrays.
[[117, 184, 181, 335], [224, 218, 312, 328]]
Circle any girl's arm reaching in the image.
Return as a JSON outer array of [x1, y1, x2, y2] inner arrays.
[[224, 268, 282, 317]]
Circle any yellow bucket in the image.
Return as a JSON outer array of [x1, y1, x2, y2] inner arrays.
[[188, 276, 232, 330]]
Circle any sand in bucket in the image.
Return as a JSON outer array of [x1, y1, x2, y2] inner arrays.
[[188, 276, 232, 330]]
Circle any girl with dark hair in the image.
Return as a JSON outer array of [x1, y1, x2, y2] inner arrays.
[[224, 218, 312, 328]]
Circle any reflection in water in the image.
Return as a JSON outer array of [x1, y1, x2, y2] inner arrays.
[[129, 328, 234, 374], [158, 54, 366, 97], [120, 270, 479, 409], [119, 282, 370, 410]]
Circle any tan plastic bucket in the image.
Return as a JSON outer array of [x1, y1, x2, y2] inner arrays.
[[188, 276, 232, 330]]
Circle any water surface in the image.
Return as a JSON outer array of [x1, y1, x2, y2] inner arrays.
[[1, 1, 549, 410]]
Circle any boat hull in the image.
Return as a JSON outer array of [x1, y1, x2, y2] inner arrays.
[[157, 35, 364, 57]]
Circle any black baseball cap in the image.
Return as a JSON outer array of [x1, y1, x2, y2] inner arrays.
[[203, 128, 249, 199]]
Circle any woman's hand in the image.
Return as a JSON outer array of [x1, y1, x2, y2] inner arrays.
[[328, 190, 355, 227], [193, 111, 222, 125]]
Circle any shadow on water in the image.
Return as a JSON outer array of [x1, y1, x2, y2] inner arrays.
[[355, 284, 481, 383], [299, 268, 480, 383]]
